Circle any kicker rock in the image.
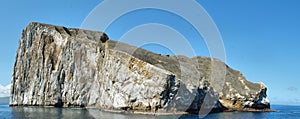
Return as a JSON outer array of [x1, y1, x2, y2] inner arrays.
[[10, 22, 270, 114]]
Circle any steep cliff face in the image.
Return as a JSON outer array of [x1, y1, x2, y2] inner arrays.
[[10, 22, 270, 114]]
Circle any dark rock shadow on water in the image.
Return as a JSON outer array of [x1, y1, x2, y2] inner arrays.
[[2, 105, 300, 119], [8, 106, 182, 119], [87, 108, 182, 119], [9, 106, 95, 119]]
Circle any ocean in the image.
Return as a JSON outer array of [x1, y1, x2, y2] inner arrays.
[[0, 105, 299, 119]]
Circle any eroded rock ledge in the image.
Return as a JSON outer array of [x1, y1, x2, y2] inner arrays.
[[10, 22, 271, 114]]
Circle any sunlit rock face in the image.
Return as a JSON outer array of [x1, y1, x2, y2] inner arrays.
[[10, 22, 270, 114]]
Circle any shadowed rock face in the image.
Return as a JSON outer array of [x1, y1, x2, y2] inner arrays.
[[10, 22, 270, 114]]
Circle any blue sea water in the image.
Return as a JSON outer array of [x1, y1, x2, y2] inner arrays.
[[0, 105, 299, 119]]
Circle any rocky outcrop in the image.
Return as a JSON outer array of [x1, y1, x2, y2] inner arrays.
[[10, 22, 270, 114]]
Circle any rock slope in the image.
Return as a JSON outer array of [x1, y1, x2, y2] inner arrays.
[[10, 22, 270, 114]]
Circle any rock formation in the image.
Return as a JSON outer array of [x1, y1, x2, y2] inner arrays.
[[10, 22, 270, 114]]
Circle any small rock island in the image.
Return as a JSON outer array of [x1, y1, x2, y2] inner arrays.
[[10, 22, 271, 115]]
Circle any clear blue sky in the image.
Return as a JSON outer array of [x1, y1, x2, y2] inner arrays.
[[1, 0, 300, 105]]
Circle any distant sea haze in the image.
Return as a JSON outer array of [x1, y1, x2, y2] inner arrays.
[[0, 84, 11, 97]]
